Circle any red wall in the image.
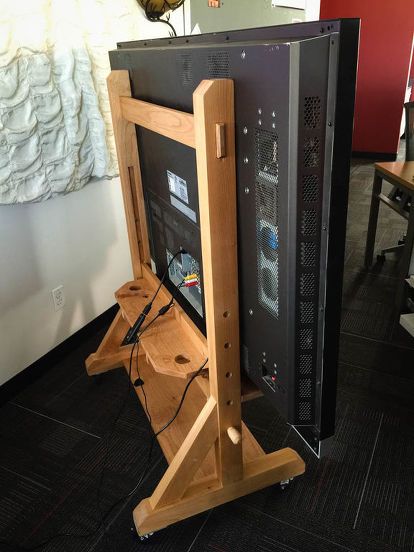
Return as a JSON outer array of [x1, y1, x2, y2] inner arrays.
[[320, 0, 414, 156]]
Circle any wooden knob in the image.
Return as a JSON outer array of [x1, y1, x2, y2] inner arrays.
[[227, 426, 242, 445]]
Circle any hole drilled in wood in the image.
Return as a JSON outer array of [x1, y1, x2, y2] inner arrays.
[[224, 342, 231, 349], [226, 372, 232, 378], [129, 285, 141, 291], [223, 311, 230, 318], [227, 400, 234, 406], [175, 354, 190, 365]]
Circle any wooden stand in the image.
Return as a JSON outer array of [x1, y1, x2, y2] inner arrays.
[[86, 70, 305, 536]]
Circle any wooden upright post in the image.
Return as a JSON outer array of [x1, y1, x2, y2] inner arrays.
[[193, 80, 243, 484]]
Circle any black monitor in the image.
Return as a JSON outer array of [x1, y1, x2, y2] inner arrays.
[[109, 19, 360, 456]]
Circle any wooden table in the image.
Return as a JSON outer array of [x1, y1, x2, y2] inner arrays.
[[364, 161, 414, 308]]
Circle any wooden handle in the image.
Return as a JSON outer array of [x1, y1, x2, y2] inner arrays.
[[227, 427, 242, 445]]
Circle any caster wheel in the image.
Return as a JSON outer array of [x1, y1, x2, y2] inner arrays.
[[377, 254, 385, 263], [131, 526, 156, 543], [279, 478, 293, 491], [139, 532, 154, 542]]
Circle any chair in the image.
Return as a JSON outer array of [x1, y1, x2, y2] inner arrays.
[[377, 101, 414, 261]]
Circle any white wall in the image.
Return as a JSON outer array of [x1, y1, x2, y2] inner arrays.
[[305, 0, 321, 21], [0, 178, 132, 386], [0, 6, 187, 387]]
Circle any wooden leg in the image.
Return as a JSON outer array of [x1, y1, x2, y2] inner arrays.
[[364, 172, 382, 268], [133, 448, 305, 536], [85, 310, 133, 375], [149, 397, 218, 509], [395, 198, 414, 310]]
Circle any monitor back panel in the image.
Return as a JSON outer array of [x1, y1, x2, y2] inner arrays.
[[110, 21, 359, 456]]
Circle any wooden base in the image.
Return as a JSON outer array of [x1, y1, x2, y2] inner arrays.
[[134, 449, 304, 535], [86, 269, 305, 536]]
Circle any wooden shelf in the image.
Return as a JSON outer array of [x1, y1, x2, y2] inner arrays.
[[116, 280, 206, 379], [117, 278, 262, 400], [124, 356, 264, 482]]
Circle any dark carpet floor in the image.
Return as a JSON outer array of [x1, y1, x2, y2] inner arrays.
[[1, 147, 414, 552]]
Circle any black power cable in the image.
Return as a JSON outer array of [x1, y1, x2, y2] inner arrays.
[[122, 249, 184, 345], [139, 0, 186, 37]]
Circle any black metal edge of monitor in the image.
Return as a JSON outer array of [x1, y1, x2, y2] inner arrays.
[[318, 18, 360, 440], [292, 19, 360, 457]]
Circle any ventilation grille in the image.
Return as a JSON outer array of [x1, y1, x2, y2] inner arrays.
[[178, 53, 193, 86], [301, 242, 316, 267], [256, 129, 279, 184], [256, 180, 278, 224], [300, 328, 313, 350], [300, 301, 315, 324], [300, 273, 316, 296], [294, 94, 325, 425], [304, 137, 320, 168], [299, 354, 312, 375], [207, 52, 230, 78], [298, 402, 311, 422], [304, 96, 321, 129], [301, 210, 317, 236], [302, 175, 319, 202], [299, 379, 312, 398], [255, 129, 279, 319]]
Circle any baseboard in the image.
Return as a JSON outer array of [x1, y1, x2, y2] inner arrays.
[[352, 151, 397, 161], [0, 304, 119, 406]]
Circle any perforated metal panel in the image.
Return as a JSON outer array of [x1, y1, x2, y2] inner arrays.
[[300, 301, 314, 324], [295, 92, 324, 426], [301, 210, 317, 236], [301, 242, 316, 267], [207, 51, 230, 77], [304, 96, 321, 129], [178, 53, 193, 86], [304, 137, 320, 167], [256, 180, 278, 223], [299, 354, 313, 374], [302, 174, 319, 202], [255, 129, 279, 319]]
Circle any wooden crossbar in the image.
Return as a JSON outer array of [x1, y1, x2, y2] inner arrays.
[[120, 97, 195, 148]]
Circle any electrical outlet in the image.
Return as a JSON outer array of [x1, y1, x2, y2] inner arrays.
[[52, 285, 65, 311]]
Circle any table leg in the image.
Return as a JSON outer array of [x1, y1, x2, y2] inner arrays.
[[364, 172, 382, 268], [395, 197, 414, 310]]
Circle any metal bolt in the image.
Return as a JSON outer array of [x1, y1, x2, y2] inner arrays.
[[328, 121, 333, 127], [243, 156, 249, 164], [273, 362, 277, 368], [241, 50, 246, 59], [258, 119, 262, 126], [244, 187, 250, 194], [262, 352, 266, 356], [322, 224, 327, 231], [248, 308, 253, 315], [258, 108, 262, 115], [272, 122, 276, 129], [272, 111, 276, 118], [243, 126, 248, 135]]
